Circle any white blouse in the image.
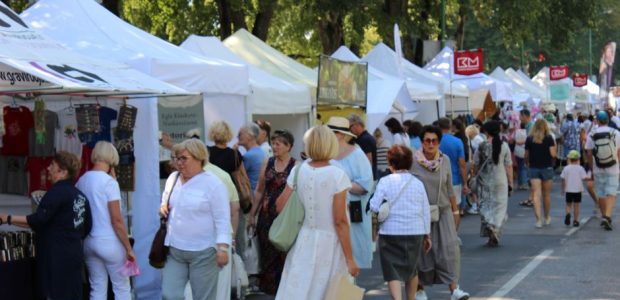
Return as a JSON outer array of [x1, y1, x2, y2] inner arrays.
[[163, 171, 231, 251], [369, 172, 430, 235]]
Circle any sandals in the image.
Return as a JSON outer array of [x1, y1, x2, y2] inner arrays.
[[519, 199, 533, 207]]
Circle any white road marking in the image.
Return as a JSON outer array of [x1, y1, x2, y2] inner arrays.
[[486, 249, 554, 300]]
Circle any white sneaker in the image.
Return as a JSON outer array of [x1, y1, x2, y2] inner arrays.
[[467, 204, 479, 215], [451, 287, 470, 300], [416, 289, 428, 300]]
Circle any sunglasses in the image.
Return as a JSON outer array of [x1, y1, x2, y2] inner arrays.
[[423, 138, 439, 145]]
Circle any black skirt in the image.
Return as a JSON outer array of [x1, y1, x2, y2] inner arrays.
[[378, 234, 424, 282]]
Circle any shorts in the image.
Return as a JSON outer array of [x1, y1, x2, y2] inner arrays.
[[565, 192, 582, 203], [529, 167, 554, 181], [453, 184, 462, 205], [594, 173, 620, 197]]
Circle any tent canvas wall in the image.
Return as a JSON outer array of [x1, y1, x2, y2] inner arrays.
[[180, 35, 312, 159], [22, 1, 251, 298]]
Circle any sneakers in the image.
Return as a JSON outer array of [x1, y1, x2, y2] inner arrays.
[[535, 220, 543, 228], [416, 289, 428, 300], [451, 287, 470, 300], [467, 203, 479, 215], [518, 184, 529, 190], [544, 216, 551, 226], [564, 213, 571, 226], [602, 217, 613, 231]]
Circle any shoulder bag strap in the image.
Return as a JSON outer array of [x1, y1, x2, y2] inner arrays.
[[391, 174, 415, 207], [292, 162, 302, 191], [163, 173, 180, 221]]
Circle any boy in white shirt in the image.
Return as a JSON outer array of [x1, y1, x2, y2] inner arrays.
[[561, 150, 589, 227]]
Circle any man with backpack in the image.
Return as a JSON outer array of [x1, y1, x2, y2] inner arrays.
[[585, 111, 620, 230]]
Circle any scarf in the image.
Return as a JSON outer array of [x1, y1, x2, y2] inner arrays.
[[415, 149, 443, 172]]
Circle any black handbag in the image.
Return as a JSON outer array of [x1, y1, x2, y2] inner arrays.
[[349, 200, 363, 223], [148, 174, 179, 268]]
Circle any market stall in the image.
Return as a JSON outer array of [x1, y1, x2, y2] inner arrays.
[[180, 35, 312, 159], [22, 1, 251, 298]]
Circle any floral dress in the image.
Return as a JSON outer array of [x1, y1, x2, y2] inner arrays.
[[256, 157, 296, 294]]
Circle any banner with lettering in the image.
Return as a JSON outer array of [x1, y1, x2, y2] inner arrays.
[[549, 66, 569, 81], [158, 96, 205, 144], [454, 49, 484, 75], [572, 73, 588, 87], [317, 55, 368, 107]]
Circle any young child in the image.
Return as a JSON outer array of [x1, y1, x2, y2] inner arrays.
[[560, 150, 589, 226]]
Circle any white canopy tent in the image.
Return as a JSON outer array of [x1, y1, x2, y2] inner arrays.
[[504, 68, 546, 101], [23, 1, 251, 298], [425, 47, 515, 103], [331, 46, 418, 133], [180, 34, 312, 160], [362, 43, 470, 121], [532, 67, 599, 107], [0, 3, 187, 96], [490, 67, 534, 106], [224, 29, 316, 103]]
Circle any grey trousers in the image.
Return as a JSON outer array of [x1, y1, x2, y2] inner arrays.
[[162, 247, 218, 300]]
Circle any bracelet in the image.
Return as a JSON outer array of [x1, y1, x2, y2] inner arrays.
[[452, 211, 460, 215], [7, 215, 11, 226]]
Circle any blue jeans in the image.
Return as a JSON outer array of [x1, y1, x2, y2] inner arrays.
[[162, 247, 218, 300], [516, 157, 528, 186]]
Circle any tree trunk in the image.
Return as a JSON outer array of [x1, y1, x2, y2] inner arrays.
[[318, 12, 345, 55], [455, 0, 467, 49], [215, 0, 233, 39], [252, 0, 277, 41], [101, 0, 120, 16], [413, 0, 432, 66], [230, 0, 246, 33]]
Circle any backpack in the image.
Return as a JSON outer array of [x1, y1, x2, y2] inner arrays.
[[592, 130, 618, 168]]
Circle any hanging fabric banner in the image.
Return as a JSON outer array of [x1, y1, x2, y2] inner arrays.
[[550, 82, 570, 101], [454, 48, 484, 75], [549, 65, 569, 81], [573, 73, 588, 87]]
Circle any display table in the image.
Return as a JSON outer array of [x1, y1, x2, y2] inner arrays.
[[0, 258, 36, 300]]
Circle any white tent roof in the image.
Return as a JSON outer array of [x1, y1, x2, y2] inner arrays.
[[0, 2, 186, 96], [490, 67, 536, 104], [505, 68, 546, 100], [424, 47, 514, 101], [181, 35, 311, 114], [22, 0, 250, 95], [331, 46, 417, 131], [224, 29, 316, 98], [362, 43, 469, 98]]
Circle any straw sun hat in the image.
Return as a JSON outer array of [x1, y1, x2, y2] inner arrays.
[[326, 116, 356, 138]]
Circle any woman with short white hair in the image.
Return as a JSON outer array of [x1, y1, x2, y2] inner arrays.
[[77, 141, 135, 299]]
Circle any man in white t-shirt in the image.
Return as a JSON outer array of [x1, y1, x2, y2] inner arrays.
[[585, 111, 620, 231]]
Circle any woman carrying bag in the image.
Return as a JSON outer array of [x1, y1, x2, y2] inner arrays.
[[274, 125, 359, 300], [369, 144, 431, 300]]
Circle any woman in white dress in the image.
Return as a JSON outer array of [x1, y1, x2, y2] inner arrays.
[[274, 125, 359, 300]]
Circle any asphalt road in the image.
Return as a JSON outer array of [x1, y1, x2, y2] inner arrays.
[[246, 177, 620, 300]]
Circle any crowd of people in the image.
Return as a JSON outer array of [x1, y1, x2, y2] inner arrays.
[[1, 105, 618, 300]]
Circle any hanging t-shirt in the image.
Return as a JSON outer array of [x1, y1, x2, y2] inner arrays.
[[29, 110, 58, 157], [0, 155, 28, 195], [2, 106, 34, 156], [26, 157, 53, 193], [55, 107, 82, 157], [88, 106, 117, 148]]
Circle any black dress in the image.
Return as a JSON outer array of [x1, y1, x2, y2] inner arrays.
[[256, 157, 295, 294], [26, 179, 92, 300]]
